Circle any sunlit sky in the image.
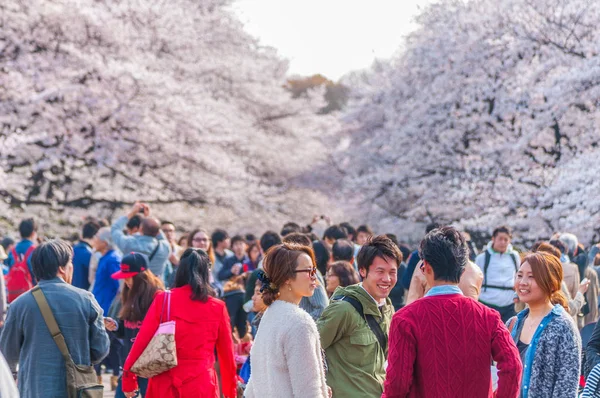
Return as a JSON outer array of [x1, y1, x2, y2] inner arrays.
[[232, 0, 432, 81]]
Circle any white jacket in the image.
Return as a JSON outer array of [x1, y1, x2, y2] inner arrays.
[[475, 242, 520, 307], [245, 300, 328, 398]]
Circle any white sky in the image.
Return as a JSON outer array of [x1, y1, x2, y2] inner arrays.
[[232, 0, 432, 81]]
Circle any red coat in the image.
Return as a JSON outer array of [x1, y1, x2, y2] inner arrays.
[[382, 293, 522, 398], [122, 286, 237, 398]]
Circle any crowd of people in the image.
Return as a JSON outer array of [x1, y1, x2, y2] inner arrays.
[[1, 202, 600, 397]]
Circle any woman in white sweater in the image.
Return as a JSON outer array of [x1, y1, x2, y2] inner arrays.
[[245, 242, 329, 398]]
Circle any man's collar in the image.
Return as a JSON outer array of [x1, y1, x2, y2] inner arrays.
[[424, 284, 463, 298], [359, 283, 386, 307]]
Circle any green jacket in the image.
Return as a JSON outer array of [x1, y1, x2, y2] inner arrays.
[[317, 284, 394, 398]]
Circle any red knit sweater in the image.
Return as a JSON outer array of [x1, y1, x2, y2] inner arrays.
[[382, 294, 522, 398]]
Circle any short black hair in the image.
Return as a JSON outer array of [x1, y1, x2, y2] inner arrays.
[[312, 240, 332, 277], [426, 222, 440, 234], [385, 233, 399, 248], [419, 226, 467, 283], [492, 225, 512, 238], [281, 222, 302, 237], [19, 218, 37, 239], [126, 215, 143, 231], [211, 229, 229, 248], [356, 235, 402, 274], [323, 225, 348, 241], [161, 220, 175, 227], [398, 243, 412, 264], [282, 232, 312, 247], [82, 220, 101, 240], [357, 225, 373, 235], [260, 231, 282, 253], [340, 222, 356, 240], [231, 235, 247, 246], [332, 239, 354, 262], [175, 249, 214, 302], [245, 233, 257, 243], [31, 240, 73, 281]]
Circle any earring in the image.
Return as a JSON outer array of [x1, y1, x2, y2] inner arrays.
[[288, 285, 292, 291]]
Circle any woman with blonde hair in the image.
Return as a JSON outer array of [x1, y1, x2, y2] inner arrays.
[[508, 252, 581, 397]]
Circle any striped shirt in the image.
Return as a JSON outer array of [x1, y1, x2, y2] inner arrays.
[[583, 364, 600, 397]]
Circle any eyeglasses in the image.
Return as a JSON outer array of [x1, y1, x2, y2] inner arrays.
[[294, 267, 317, 277]]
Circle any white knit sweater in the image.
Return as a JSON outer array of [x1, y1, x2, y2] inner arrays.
[[245, 300, 328, 398]]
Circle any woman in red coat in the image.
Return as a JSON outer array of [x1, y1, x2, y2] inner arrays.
[[122, 249, 237, 398]]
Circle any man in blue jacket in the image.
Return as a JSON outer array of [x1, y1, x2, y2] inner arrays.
[[0, 240, 109, 398], [72, 219, 101, 290], [111, 202, 170, 280]]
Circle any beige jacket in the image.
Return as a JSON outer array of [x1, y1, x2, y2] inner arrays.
[[562, 262, 581, 301], [406, 261, 484, 305]]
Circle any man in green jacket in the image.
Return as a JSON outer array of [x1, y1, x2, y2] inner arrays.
[[317, 235, 402, 398]]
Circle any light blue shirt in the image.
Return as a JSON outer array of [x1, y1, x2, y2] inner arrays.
[[424, 284, 463, 297]]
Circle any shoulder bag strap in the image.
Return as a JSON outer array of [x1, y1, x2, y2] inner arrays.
[[159, 290, 171, 323], [333, 295, 388, 353], [148, 238, 161, 262], [31, 287, 73, 364]]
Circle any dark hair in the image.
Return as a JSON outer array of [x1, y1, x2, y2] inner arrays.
[[332, 239, 354, 262], [385, 233, 399, 247], [549, 239, 567, 255], [245, 233, 257, 243], [281, 222, 302, 237], [247, 242, 261, 262], [126, 215, 143, 231], [356, 225, 373, 236], [261, 243, 317, 306], [398, 244, 412, 263], [533, 242, 561, 260], [419, 226, 467, 283], [211, 229, 229, 248], [323, 225, 348, 241], [425, 222, 440, 234], [19, 218, 37, 239], [340, 222, 356, 240], [357, 235, 403, 274], [231, 235, 247, 246], [306, 232, 320, 242], [329, 261, 360, 287], [31, 239, 73, 281], [312, 240, 331, 276], [142, 217, 161, 237], [282, 232, 312, 247], [120, 271, 164, 322], [260, 230, 282, 253], [160, 221, 175, 229], [81, 220, 101, 240], [175, 249, 214, 302], [492, 225, 512, 238]]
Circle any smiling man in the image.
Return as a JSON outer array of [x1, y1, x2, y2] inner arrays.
[[317, 235, 402, 398]]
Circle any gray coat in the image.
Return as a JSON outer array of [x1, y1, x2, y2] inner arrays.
[[509, 305, 581, 398], [111, 215, 171, 278], [0, 278, 109, 398]]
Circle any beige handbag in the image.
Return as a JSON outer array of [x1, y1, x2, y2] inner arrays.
[[130, 291, 177, 378]]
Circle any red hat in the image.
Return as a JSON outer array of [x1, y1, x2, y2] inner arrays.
[[111, 252, 149, 280]]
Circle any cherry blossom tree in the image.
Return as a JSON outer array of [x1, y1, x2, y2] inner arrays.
[[0, 0, 340, 235], [338, 0, 600, 244]]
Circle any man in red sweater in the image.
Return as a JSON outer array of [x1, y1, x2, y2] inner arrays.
[[382, 226, 522, 398]]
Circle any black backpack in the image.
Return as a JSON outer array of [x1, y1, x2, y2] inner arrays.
[[331, 295, 387, 353], [482, 250, 519, 292]]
